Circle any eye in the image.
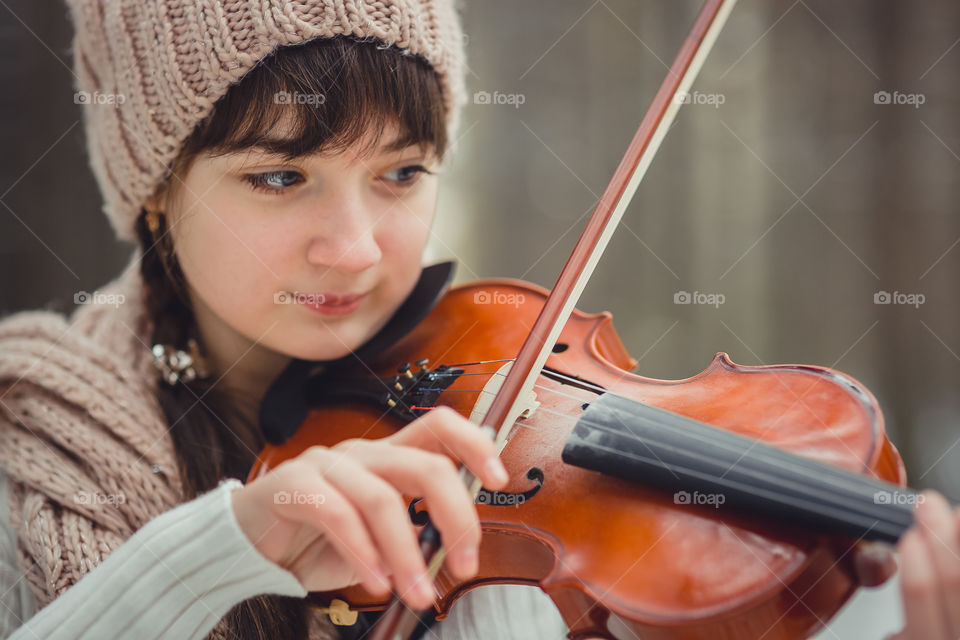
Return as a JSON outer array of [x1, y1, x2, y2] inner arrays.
[[243, 170, 304, 195], [381, 164, 434, 187]]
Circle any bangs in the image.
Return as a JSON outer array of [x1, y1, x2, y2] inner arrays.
[[174, 36, 448, 171]]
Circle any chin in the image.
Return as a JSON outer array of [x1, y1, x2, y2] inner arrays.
[[266, 295, 401, 362], [273, 324, 375, 362]]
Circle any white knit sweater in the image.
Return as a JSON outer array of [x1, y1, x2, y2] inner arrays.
[[0, 467, 569, 639]]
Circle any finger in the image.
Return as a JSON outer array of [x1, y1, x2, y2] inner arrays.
[[914, 491, 960, 636], [314, 449, 437, 610], [897, 526, 951, 639], [273, 466, 391, 597], [344, 441, 483, 581], [390, 406, 509, 490], [853, 540, 897, 587]]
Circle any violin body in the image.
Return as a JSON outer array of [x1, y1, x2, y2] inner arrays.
[[249, 278, 907, 640]]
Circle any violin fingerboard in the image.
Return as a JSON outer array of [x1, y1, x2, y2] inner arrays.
[[562, 392, 914, 543]]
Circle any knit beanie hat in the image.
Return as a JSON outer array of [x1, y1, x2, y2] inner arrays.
[[64, 0, 468, 243]]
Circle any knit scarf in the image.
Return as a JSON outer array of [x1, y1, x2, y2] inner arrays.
[[0, 250, 336, 639]]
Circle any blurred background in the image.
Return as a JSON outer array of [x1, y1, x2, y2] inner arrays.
[[1, 0, 958, 507]]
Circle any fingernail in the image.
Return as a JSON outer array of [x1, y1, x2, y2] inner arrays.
[[484, 457, 509, 485], [457, 546, 478, 576], [415, 572, 434, 602]]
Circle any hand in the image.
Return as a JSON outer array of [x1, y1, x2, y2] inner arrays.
[[886, 490, 960, 640], [229, 406, 510, 610]]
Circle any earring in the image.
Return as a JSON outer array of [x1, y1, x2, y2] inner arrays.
[[146, 209, 161, 233], [151, 338, 210, 385]]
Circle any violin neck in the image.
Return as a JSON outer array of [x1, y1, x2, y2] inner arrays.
[[561, 393, 914, 544]]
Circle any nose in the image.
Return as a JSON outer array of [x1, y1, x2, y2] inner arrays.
[[305, 196, 383, 274]]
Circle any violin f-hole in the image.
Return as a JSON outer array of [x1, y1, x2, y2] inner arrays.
[[406, 467, 545, 526]]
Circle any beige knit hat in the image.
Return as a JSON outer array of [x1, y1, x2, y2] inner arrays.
[[64, 0, 467, 243]]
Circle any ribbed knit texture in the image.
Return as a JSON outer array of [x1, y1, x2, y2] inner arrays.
[[0, 250, 336, 639], [63, 0, 467, 242], [4, 477, 311, 640]]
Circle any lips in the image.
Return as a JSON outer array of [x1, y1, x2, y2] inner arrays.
[[314, 293, 365, 306], [295, 291, 367, 316]]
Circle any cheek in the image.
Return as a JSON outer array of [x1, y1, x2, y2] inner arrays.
[[383, 183, 436, 252], [173, 205, 289, 329], [377, 215, 428, 265], [375, 191, 436, 284]]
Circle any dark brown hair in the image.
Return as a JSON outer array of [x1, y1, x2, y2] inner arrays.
[[134, 35, 447, 640]]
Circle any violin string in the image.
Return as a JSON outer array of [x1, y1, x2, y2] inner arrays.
[[413, 386, 580, 430], [421, 359, 605, 408], [458, 370, 909, 525], [570, 402, 908, 513], [436, 371, 512, 378], [427, 384, 907, 530], [418, 366, 908, 520], [422, 380, 594, 409], [567, 433, 908, 536], [433, 361, 612, 397], [436, 367, 870, 486], [424, 404, 906, 537], [460, 367, 897, 500], [580, 398, 908, 502], [544, 397, 912, 525], [407, 358, 899, 502], [443, 358, 516, 367]]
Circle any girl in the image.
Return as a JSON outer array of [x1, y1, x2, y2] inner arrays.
[[0, 0, 566, 638], [0, 0, 956, 639]]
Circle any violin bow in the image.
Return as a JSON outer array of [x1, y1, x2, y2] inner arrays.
[[369, 0, 737, 637]]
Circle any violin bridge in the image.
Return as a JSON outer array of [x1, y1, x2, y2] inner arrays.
[[314, 598, 358, 626], [470, 361, 540, 431], [518, 393, 540, 419]]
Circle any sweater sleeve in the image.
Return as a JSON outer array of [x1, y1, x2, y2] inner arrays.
[[0, 470, 33, 639], [810, 572, 904, 639], [431, 584, 568, 639], [2, 476, 307, 640]]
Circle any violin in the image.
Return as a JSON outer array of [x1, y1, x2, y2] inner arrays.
[[249, 276, 913, 640], [248, 1, 918, 638]]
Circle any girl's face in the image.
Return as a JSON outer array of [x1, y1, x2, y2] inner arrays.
[[161, 120, 440, 372]]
